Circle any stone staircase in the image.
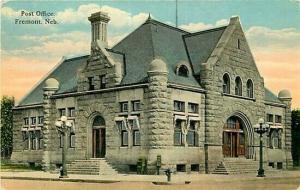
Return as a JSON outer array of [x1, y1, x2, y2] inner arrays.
[[212, 158, 279, 175], [67, 158, 118, 175]]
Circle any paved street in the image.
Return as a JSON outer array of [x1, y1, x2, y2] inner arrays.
[[1, 177, 300, 190]]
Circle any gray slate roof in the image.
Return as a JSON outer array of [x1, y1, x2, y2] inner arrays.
[[265, 88, 282, 103], [183, 26, 226, 74], [17, 17, 282, 107], [18, 56, 88, 106]]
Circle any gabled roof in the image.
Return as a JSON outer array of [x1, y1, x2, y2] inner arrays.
[[265, 88, 282, 104], [183, 26, 227, 74], [18, 55, 89, 106], [112, 18, 200, 87]]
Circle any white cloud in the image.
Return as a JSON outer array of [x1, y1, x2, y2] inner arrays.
[[179, 19, 229, 32], [246, 26, 300, 50], [56, 4, 148, 30]]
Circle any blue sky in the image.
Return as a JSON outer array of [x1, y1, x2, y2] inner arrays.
[[1, 0, 300, 108]]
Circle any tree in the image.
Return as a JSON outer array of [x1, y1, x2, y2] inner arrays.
[[291, 109, 300, 167], [1, 96, 15, 158]]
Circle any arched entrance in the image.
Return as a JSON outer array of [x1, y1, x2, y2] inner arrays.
[[92, 116, 106, 158], [222, 113, 254, 158]]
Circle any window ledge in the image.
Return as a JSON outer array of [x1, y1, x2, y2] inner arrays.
[[222, 93, 256, 101], [131, 111, 141, 115]]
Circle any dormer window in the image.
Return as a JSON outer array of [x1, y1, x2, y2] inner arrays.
[[177, 65, 189, 77], [88, 77, 95, 90], [100, 75, 106, 89]]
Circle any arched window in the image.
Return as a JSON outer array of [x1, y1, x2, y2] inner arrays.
[[178, 65, 189, 77], [223, 73, 230, 94], [246, 79, 253, 98], [93, 116, 105, 127], [235, 77, 242, 96]]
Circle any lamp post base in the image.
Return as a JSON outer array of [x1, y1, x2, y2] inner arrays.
[[257, 169, 265, 177], [59, 175, 69, 178]]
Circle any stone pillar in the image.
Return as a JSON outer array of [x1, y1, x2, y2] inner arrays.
[[146, 58, 172, 173], [42, 78, 59, 171], [278, 90, 293, 169]]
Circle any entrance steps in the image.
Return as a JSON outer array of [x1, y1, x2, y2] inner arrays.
[[212, 158, 279, 175], [67, 158, 118, 175]]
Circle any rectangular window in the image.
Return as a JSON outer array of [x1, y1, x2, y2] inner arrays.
[[88, 77, 95, 90], [24, 118, 29, 126], [174, 120, 183, 146], [38, 116, 44, 125], [121, 131, 128, 146], [30, 131, 36, 150], [70, 133, 75, 148], [191, 164, 200, 172], [267, 114, 274, 123], [59, 109, 66, 117], [36, 130, 43, 150], [176, 164, 186, 172], [100, 75, 106, 89], [68, 107, 75, 117], [132, 100, 141, 111], [275, 115, 282, 123], [174, 101, 185, 112], [133, 130, 141, 146], [22, 131, 29, 150], [120, 102, 128, 112], [30, 117, 36, 126], [188, 103, 199, 113]]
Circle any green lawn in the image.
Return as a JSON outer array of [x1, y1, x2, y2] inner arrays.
[[1, 159, 42, 172]]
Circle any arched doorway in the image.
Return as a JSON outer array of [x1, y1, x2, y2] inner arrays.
[[223, 116, 246, 158], [92, 116, 106, 158]]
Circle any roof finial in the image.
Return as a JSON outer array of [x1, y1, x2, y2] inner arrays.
[[148, 13, 151, 20]]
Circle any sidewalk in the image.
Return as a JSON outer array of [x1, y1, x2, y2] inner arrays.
[[1, 170, 300, 184]]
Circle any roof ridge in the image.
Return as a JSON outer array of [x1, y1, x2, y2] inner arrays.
[[144, 18, 190, 34], [65, 54, 89, 62], [183, 25, 228, 38]]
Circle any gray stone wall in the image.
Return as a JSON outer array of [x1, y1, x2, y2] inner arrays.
[[11, 107, 44, 164]]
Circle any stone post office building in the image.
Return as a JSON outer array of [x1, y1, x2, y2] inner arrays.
[[11, 11, 293, 174]]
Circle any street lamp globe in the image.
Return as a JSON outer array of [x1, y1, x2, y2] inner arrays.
[[258, 118, 264, 125], [61, 116, 68, 122], [55, 121, 62, 127]]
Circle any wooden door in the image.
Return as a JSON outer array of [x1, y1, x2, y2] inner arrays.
[[238, 133, 245, 156], [232, 133, 237, 157], [92, 128, 106, 158], [223, 132, 231, 157]]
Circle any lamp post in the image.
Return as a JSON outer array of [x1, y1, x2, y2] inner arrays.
[[254, 118, 269, 177], [55, 116, 73, 178]]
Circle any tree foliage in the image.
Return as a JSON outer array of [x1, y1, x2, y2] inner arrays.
[[1, 96, 15, 158], [291, 109, 300, 167]]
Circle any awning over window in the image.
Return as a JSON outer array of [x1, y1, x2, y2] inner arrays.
[[174, 115, 187, 121], [127, 115, 140, 130], [188, 116, 201, 121], [270, 125, 283, 129], [114, 116, 126, 122]]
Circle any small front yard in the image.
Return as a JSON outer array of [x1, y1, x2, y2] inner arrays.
[[1, 159, 42, 172]]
